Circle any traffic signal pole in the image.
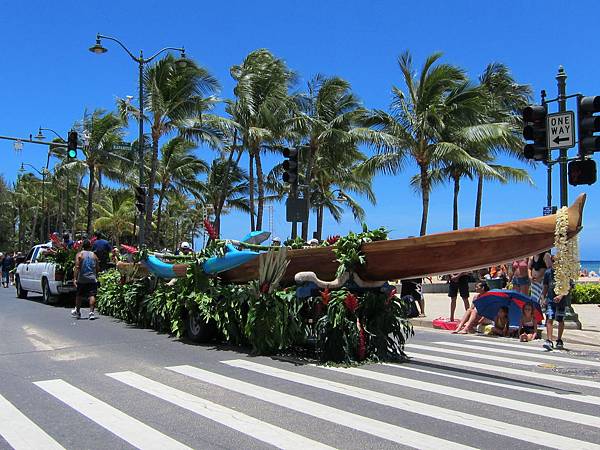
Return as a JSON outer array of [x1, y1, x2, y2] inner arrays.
[[556, 66, 569, 207]]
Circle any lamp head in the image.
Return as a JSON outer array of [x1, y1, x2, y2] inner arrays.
[[35, 127, 45, 140], [89, 35, 108, 54], [176, 49, 189, 68]]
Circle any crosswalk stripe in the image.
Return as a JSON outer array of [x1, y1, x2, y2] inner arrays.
[[407, 343, 541, 366], [0, 393, 64, 450], [436, 341, 600, 368], [107, 371, 334, 450], [34, 379, 190, 450], [406, 351, 600, 390], [466, 338, 554, 351], [224, 359, 600, 450], [466, 338, 600, 359], [167, 364, 476, 450], [318, 363, 600, 429], [384, 363, 600, 407]]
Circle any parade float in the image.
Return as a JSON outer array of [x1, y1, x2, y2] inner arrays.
[[94, 194, 585, 363]]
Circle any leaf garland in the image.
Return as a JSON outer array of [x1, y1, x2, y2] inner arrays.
[[332, 224, 389, 276]]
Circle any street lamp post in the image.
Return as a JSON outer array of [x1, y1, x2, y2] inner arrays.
[[89, 34, 188, 247]]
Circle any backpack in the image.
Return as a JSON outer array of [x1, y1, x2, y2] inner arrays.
[[401, 294, 420, 318]]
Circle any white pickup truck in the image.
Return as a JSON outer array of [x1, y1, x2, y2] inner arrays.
[[15, 244, 76, 303]]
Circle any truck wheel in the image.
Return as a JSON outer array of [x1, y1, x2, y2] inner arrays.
[[16, 277, 28, 299], [185, 313, 216, 343], [42, 279, 55, 305]]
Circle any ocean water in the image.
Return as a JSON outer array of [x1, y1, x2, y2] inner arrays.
[[580, 261, 600, 274]]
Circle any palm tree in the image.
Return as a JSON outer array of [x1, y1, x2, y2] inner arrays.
[[55, 110, 126, 235], [93, 190, 136, 245], [140, 54, 221, 243], [228, 49, 295, 231], [154, 137, 208, 245], [198, 158, 251, 236], [362, 52, 497, 235], [311, 147, 376, 240], [473, 63, 533, 226], [289, 74, 372, 239]]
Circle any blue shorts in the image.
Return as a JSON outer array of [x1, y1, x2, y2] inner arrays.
[[545, 301, 565, 322], [513, 276, 530, 287]]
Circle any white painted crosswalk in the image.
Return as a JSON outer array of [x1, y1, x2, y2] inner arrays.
[[0, 336, 598, 449], [167, 364, 474, 449]]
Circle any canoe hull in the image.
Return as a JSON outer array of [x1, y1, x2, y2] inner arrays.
[[221, 194, 586, 284]]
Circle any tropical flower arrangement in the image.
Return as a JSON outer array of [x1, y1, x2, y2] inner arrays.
[[553, 206, 580, 295]]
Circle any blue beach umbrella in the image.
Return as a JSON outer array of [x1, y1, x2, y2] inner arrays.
[[473, 290, 543, 327]]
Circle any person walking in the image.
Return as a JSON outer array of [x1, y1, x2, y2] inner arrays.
[[541, 267, 570, 351], [72, 239, 99, 320], [1, 251, 15, 288], [448, 272, 470, 322], [92, 232, 112, 272], [401, 277, 425, 317]]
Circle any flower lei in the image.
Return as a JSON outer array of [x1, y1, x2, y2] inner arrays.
[[553, 207, 579, 295]]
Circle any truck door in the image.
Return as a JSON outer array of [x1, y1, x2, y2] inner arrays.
[[19, 247, 36, 290]]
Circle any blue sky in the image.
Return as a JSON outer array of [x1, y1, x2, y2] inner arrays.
[[0, 0, 598, 257]]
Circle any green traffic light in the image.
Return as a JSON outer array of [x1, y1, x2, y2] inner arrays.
[[67, 149, 77, 159]]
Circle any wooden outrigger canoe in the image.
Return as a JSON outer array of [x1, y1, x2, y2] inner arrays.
[[221, 194, 586, 284]]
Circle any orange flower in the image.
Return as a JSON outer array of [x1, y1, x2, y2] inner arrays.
[[320, 288, 331, 305]]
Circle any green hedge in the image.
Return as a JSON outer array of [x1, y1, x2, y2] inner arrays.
[[572, 283, 600, 304]]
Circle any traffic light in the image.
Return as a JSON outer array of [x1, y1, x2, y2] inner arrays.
[[569, 159, 597, 186], [577, 95, 600, 156], [67, 131, 78, 159], [282, 148, 298, 184], [522, 105, 548, 161], [134, 186, 146, 213]]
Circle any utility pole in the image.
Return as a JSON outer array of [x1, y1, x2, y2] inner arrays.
[[541, 90, 553, 209], [556, 66, 568, 207]]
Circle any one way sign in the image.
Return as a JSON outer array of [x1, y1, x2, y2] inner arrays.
[[546, 111, 575, 149]]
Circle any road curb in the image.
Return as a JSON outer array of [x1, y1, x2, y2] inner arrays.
[[410, 318, 600, 347]]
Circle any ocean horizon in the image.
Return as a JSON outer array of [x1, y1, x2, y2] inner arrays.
[[580, 260, 600, 273]]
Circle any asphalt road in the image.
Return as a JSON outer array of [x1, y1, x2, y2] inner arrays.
[[1, 287, 600, 449]]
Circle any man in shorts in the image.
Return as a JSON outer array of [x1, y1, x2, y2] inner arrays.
[[448, 272, 470, 322], [72, 239, 99, 320], [541, 267, 568, 351]]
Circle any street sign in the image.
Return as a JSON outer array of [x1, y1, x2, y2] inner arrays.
[[543, 206, 557, 216], [113, 142, 132, 151], [546, 111, 575, 149]]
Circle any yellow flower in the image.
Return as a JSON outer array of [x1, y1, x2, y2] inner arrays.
[[553, 207, 579, 295]]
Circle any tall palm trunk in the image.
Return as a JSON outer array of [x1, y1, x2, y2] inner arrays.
[[155, 185, 167, 246], [86, 164, 96, 235], [452, 175, 460, 231], [316, 204, 324, 241], [248, 153, 255, 231], [74, 176, 84, 235], [214, 139, 239, 237], [29, 211, 38, 249], [474, 175, 484, 227], [255, 150, 265, 230], [419, 164, 429, 236], [146, 132, 160, 244], [301, 143, 316, 241]]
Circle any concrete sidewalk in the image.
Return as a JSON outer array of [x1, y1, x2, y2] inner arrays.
[[410, 291, 600, 347]]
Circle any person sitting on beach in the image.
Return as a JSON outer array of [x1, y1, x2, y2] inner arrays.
[[491, 306, 510, 337], [518, 303, 538, 342], [452, 282, 491, 334]]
